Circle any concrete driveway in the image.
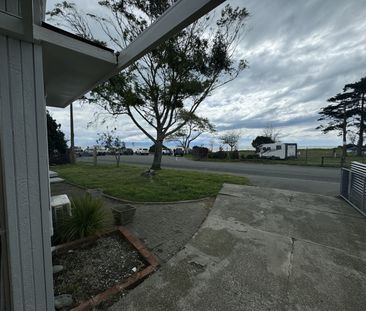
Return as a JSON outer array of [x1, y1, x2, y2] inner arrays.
[[110, 184, 366, 311]]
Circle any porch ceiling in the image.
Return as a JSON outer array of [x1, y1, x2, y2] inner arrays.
[[43, 41, 116, 108]]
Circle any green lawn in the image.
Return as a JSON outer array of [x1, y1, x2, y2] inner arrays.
[[53, 163, 249, 202]]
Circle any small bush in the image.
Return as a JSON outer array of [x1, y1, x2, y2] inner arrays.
[[228, 150, 239, 160], [246, 154, 259, 159], [211, 151, 227, 159], [60, 194, 109, 242], [192, 146, 209, 159]]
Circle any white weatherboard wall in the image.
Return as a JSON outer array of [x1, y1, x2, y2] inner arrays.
[[0, 35, 54, 310]]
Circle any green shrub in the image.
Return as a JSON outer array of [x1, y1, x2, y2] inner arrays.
[[60, 194, 109, 242], [192, 146, 209, 159], [211, 151, 227, 159], [246, 154, 259, 159], [228, 150, 239, 160]]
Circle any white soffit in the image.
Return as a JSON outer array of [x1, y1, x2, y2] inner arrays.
[[38, 23, 117, 108], [43, 41, 116, 108]]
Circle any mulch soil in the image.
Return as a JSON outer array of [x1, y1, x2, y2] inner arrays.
[[53, 232, 146, 310]]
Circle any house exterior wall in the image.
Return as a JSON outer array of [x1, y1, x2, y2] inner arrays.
[[0, 0, 21, 16], [0, 144, 9, 311], [0, 34, 54, 310]]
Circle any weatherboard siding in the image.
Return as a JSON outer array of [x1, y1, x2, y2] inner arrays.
[[0, 35, 53, 310], [2, 0, 20, 15]]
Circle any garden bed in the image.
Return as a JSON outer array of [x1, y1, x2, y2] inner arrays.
[[53, 227, 159, 310]]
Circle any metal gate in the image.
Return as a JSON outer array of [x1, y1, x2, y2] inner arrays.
[[340, 162, 366, 216]]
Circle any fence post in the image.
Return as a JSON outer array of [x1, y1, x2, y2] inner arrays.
[[305, 147, 308, 164], [321, 156, 324, 167], [93, 147, 97, 166]]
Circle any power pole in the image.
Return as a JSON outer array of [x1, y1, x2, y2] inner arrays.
[[70, 102, 75, 164]]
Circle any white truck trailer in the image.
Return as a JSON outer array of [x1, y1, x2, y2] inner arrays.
[[258, 143, 297, 160]]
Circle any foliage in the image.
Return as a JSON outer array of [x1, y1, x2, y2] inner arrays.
[[48, 1, 249, 170], [167, 115, 215, 153], [317, 76, 366, 157], [47, 111, 68, 164], [208, 151, 227, 159], [344, 77, 366, 156], [60, 194, 109, 242], [53, 163, 249, 202], [251, 136, 274, 151], [245, 154, 259, 160], [191, 146, 209, 159], [229, 150, 240, 160], [219, 131, 241, 151], [97, 130, 125, 167]]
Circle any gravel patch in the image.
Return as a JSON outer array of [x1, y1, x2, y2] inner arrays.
[[53, 233, 146, 309]]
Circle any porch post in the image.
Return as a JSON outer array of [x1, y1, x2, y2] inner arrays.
[[0, 35, 54, 310]]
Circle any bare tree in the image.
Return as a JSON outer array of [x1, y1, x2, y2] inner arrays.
[[219, 131, 241, 151], [97, 130, 125, 167], [262, 124, 283, 142], [167, 114, 215, 153]]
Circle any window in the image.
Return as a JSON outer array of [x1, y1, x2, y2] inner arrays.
[[276, 145, 282, 150]]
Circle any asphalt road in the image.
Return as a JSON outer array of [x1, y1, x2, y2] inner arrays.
[[79, 155, 341, 196]]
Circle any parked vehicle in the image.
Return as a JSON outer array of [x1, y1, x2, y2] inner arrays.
[[123, 148, 134, 155], [96, 148, 108, 156], [162, 148, 172, 155], [82, 148, 94, 157], [174, 148, 184, 157], [73, 146, 83, 157], [135, 148, 149, 155], [257, 143, 297, 160]]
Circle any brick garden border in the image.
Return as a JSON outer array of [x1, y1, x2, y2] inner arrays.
[[52, 226, 159, 310]]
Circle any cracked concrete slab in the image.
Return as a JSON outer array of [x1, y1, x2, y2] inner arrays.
[[109, 184, 366, 311]]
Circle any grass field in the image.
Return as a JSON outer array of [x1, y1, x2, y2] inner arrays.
[[53, 163, 249, 202], [239, 148, 365, 167], [189, 148, 365, 167]]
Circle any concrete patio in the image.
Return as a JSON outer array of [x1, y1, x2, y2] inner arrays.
[[110, 184, 366, 310]]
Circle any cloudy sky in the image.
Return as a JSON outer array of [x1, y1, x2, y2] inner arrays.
[[47, 0, 366, 150]]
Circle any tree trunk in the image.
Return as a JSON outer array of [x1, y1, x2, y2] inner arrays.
[[358, 96, 365, 156], [184, 141, 189, 154], [151, 139, 163, 170], [341, 102, 347, 166], [115, 152, 120, 167]]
